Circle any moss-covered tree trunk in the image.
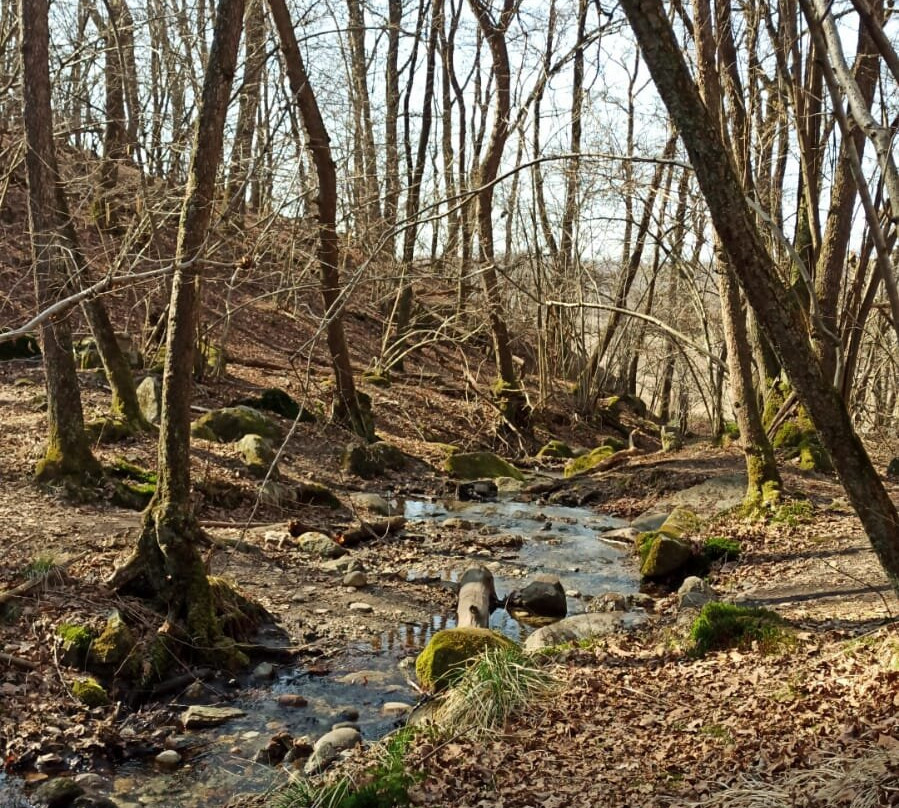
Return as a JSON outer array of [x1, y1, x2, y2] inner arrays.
[[268, 0, 374, 441], [20, 0, 102, 485], [109, 0, 246, 662], [621, 0, 899, 593]]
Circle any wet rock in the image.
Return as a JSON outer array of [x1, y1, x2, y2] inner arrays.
[[136, 376, 162, 425], [599, 527, 640, 544], [678, 576, 715, 610], [72, 774, 108, 792], [382, 702, 412, 716], [289, 736, 314, 759], [191, 406, 282, 443], [338, 706, 360, 721], [237, 434, 277, 480], [349, 602, 373, 613], [331, 721, 360, 731], [507, 575, 567, 621], [456, 479, 498, 501], [296, 531, 347, 560], [496, 476, 525, 495], [163, 735, 194, 752], [445, 452, 525, 481], [343, 570, 367, 588], [295, 481, 341, 509], [181, 705, 246, 729], [36, 754, 66, 774], [72, 796, 120, 808], [255, 732, 292, 765], [524, 612, 638, 651], [253, 662, 275, 681], [154, 750, 181, 769], [588, 592, 629, 613], [336, 670, 394, 686], [415, 628, 517, 691], [303, 727, 362, 775], [32, 778, 84, 808], [277, 693, 308, 708]]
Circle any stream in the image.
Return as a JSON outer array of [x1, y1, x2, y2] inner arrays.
[[2, 497, 640, 808]]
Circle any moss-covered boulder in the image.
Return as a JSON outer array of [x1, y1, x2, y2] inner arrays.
[[85, 416, 135, 444], [599, 393, 648, 419], [773, 408, 832, 472], [237, 433, 277, 479], [341, 441, 406, 478], [444, 451, 525, 481], [639, 535, 693, 578], [232, 388, 315, 422], [295, 480, 341, 508], [72, 677, 109, 707], [563, 445, 615, 478], [415, 628, 517, 692], [88, 610, 137, 676], [657, 507, 701, 539], [536, 440, 574, 459], [360, 370, 391, 388], [0, 334, 40, 361], [191, 406, 282, 443], [57, 623, 95, 667]]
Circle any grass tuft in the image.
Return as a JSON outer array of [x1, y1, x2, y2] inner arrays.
[[24, 554, 61, 580]]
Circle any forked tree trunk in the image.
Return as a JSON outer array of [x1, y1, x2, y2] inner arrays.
[[620, 0, 899, 592], [20, 0, 102, 485], [109, 0, 246, 664], [268, 0, 374, 441]]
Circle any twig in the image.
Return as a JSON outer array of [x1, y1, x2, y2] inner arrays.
[[0, 652, 38, 671]]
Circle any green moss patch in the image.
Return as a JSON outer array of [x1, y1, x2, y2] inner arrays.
[[562, 445, 615, 478], [536, 440, 574, 459], [72, 677, 109, 707], [415, 628, 518, 692], [689, 602, 791, 656], [702, 536, 742, 563], [191, 406, 283, 443]]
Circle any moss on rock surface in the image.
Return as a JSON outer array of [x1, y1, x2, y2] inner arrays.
[[57, 623, 95, 666], [444, 451, 525, 481], [88, 610, 137, 675], [72, 677, 109, 707], [563, 445, 615, 478], [342, 441, 407, 478], [232, 388, 315, 422], [657, 507, 701, 539], [415, 627, 518, 691], [191, 405, 282, 443], [640, 535, 693, 578], [537, 440, 574, 459]]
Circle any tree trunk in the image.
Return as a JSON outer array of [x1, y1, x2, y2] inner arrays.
[[620, 0, 899, 593], [268, 0, 374, 441], [20, 0, 101, 485], [109, 0, 246, 666]]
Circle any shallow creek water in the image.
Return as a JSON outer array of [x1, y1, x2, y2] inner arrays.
[[4, 498, 639, 807]]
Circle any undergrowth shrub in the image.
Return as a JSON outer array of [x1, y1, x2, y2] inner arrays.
[[690, 602, 791, 657]]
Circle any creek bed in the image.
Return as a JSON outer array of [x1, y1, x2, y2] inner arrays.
[[2, 497, 640, 807]]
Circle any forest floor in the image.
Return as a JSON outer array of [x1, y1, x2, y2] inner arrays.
[[2, 281, 899, 807]]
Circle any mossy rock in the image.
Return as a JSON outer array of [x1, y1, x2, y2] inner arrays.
[[232, 388, 315, 422], [689, 601, 790, 656], [415, 628, 518, 692], [537, 440, 574, 459], [209, 576, 268, 641], [444, 451, 525, 481], [107, 459, 157, 510], [237, 433, 277, 479], [72, 677, 109, 707], [295, 480, 341, 508], [563, 445, 615, 478], [88, 610, 137, 676], [361, 370, 391, 388], [342, 441, 407, 478], [0, 334, 40, 361], [137, 375, 162, 425], [57, 623, 96, 667], [151, 344, 227, 377], [599, 393, 648, 419], [191, 406, 282, 443], [658, 507, 701, 539], [640, 535, 693, 578], [296, 531, 348, 560], [86, 417, 135, 444]]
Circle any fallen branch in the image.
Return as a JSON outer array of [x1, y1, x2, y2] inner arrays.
[[339, 516, 407, 547], [0, 652, 38, 671]]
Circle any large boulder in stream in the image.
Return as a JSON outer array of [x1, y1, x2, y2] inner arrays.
[[415, 628, 517, 691], [191, 405, 282, 443], [506, 575, 567, 623], [444, 451, 525, 481]]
